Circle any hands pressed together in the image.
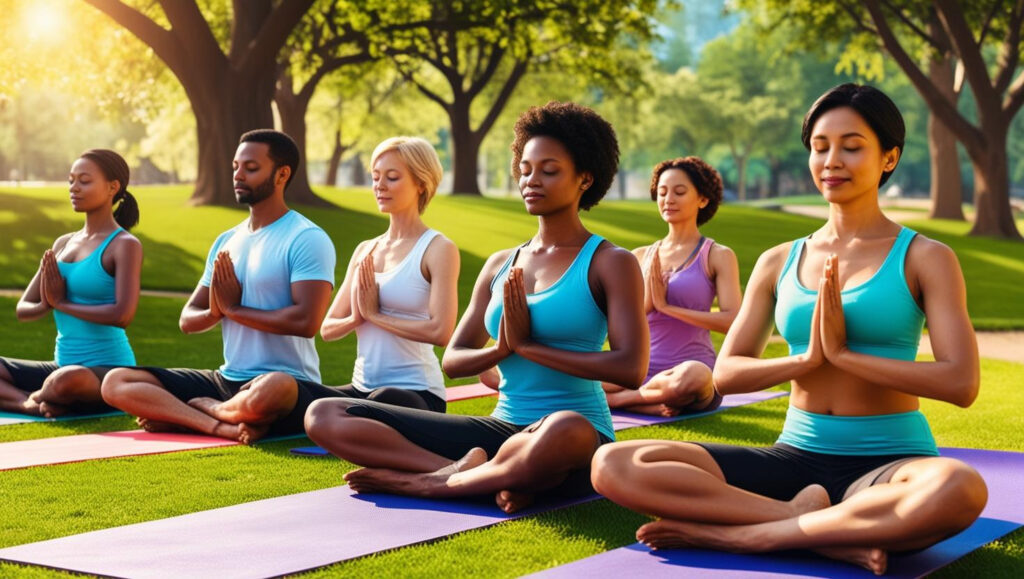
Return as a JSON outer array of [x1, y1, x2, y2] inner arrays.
[[352, 244, 380, 323], [497, 267, 532, 355], [39, 250, 66, 309], [209, 251, 242, 317], [805, 253, 848, 367], [645, 244, 669, 313]]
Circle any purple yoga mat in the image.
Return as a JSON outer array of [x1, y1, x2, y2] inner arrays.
[[529, 447, 1024, 579], [289, 390, 790, 456], [0, 486, 596, 578]]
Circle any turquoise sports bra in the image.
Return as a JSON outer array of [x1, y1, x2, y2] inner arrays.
[[775, 227, 925, 361], [483, 234, 615, 441]]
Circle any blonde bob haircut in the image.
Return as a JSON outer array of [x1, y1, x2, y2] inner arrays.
[[370, 136, 443, 213]]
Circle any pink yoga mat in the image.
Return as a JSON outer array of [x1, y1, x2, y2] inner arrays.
[[0, 431, 239, 471], [445, 382, 497, 401]]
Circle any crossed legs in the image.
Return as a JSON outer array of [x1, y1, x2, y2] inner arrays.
[[305, 398, 601, 513], [101, 369, 299, 443], [603, 361, 715, 416], [0, 363, 104, 417], [591, 440, 988, 574]]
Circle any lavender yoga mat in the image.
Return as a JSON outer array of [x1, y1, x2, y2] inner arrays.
[[290, 390, 789, 456], [0, 410, 123, 426], [0, 486, 595, 578], [529, 447, 1024, 579]]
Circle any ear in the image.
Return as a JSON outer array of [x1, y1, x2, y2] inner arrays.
[[276, 165, 292, 187], [580, 172, 594, 191], [109, 180, 121, 197], [882, 147, 900, 173]]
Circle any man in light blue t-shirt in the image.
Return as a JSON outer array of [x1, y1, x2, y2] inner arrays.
[[102, 130, 343, 443]]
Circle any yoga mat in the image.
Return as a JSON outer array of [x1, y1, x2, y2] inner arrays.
[[529, 447, 1024, 579], [446, 382, 497, 402], [290, 390, 790, 456], [0, 486, 595, 578], [0, 431, 240, 471], [0, 410, 123, 426]]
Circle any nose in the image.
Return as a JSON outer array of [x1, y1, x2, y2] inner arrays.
[[824, 146, 842, 169], [233, 166, 244, 181]]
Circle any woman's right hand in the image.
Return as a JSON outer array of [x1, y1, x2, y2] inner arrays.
[[802, 277, 826, 369]]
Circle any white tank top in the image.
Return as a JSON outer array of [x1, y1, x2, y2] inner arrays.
[[351, 229, 446, 400]]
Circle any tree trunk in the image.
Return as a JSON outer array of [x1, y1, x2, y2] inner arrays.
[[966, 133, 1022, 239], [926, 48, 964, 220], [324, 127, 346, 187], [767, 157, 781, 198], [618, 168, 628, 199], [449, 98, 482, 195], [735, 155, 748, 202], [350, 153, 367, 186], [275, 86, 329, 206]]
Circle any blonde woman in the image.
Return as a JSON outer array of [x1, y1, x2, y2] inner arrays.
[[319, 137, 460, 411]]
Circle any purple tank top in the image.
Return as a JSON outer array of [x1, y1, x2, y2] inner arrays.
[[646, 238, 717, 381]]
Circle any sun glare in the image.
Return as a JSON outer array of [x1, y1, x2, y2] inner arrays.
[[21, 0, 68, 44]]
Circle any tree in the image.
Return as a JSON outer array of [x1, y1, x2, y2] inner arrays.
[[83, 0, 315, 206], [373, 0, 660, 195]]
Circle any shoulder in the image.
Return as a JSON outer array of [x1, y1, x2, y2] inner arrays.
[[483, 247, 517, 272], [111, 231, 143, 255], [708, 242, 737, 264], [631, 244, 652, 260], [905, 233, 960, 279], [593, 241, 641, 273], [424, 233, 459, 261], [746, 241, 798, 291], [52, 233, 74, 251]]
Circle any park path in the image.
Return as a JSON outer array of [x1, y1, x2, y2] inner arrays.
[[2, 289, 1020, 363]]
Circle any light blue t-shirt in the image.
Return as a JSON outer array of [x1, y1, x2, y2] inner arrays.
[[200, 210, 335, 383]]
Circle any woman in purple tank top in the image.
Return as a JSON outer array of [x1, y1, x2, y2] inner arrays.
[[603, 157, 741, 416]]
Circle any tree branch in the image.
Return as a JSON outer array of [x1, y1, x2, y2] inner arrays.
[[82, 0, 183, 73], [466, 44, 506, 98], [237, 0, 315, 73], [879, 0, 941, 47], [474, 58, 529, 140], [992, 0, 1024, 95]]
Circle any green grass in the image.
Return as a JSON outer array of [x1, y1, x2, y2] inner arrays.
[[0, 186, 1022, 577]]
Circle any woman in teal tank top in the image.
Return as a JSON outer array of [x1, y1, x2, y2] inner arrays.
[[592, 85, 986, 574], [0, 150, 142, 417], [305, 102, 648, 513]]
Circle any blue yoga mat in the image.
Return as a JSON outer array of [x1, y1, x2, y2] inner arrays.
[[528, 447, 1024, 578], [290, 390, 789, 457], [0, 410, 123, 426]]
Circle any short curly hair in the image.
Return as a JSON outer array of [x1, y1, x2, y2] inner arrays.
[[510, 101, 619, 211], [649, 157, 723, 226]]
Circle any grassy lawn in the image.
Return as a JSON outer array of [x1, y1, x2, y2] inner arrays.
[[0, 185, 1022, 577]]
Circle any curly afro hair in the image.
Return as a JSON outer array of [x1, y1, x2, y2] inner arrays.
[[649, 156, 724, 226], [510, 101, 619, 211]]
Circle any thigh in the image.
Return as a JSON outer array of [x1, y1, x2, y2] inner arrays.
[[367, 388, 447, 413], [274, 380, 354, 436], [0, 358, 59, 392], [696, 442, 816, 501], [345, 399, 522, 461], [141, 367, 238, 403]]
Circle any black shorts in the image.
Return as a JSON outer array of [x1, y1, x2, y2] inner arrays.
[[0, 357, 117, 414], [344, 399, 613, 498], [696, 442, 929, 504], [333, 385, 446, 413], [141, 367, 349, 437]]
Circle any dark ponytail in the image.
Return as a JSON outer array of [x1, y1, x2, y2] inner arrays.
[[79, 149, 139, 230]]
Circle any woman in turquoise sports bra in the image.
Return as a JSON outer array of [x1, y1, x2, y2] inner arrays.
[[592, 84, 986, 574], [305, 102, 648, 513], [0, 150, 142, 417]]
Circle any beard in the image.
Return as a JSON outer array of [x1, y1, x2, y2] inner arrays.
[[235, 174, 275, 205]]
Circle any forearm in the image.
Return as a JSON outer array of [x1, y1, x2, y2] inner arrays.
[[179, 304, 222, 334], [320, 315, 362, 341], [366, 311, 451, 346], [223, 304, 320, 338], [515, 342, 646, 388], [16, 298, 50, 321], [442, 344, 510, 378], [713, 353, 815, 394], [658, 305, 734, 333], [831, 349, 979, 407], [52, 301, 135, 328]]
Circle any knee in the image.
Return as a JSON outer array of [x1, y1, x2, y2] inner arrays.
[[100, 368, 134, 404], [44, 366, 94, 396], [590, 443, 635, 498], [247, 372, 297, 410], [667, 362, 713, 395], [936, 462, 988, 526], [304, 397, 357, 440], [537, 411, 599, 459], [367, 387, 425, 410]]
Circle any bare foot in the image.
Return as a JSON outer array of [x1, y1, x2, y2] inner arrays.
[[495, 489, 535, 513], [345, 447, 488, 496], [187, 397, 228, 420], [479, 367, 501, 390], [19, 398, 45, 417], [38, 401, 69, 418], [137, 417, 187, 433], [637, 519, 730, 551], [237, 422, 270, 445], [815, 546, 888, 575], [659, 404, 681, 417]]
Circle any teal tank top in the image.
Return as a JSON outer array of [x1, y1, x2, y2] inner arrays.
[[484, 235, 615, 441], [775, 227, 924, 361], [777, 406, 939, 456], [54, 228, 136, 367]]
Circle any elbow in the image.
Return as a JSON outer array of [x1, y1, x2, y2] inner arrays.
[[298, 321, 319, 339], [711, 363, 740, 395], [719, 311, 739, 334], [951, 374, 981, 408], [431, 323, 456, 348]]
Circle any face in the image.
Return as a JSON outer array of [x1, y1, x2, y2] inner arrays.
[[808, 106, 899, 203], [68, 158, 118, 213], [655, 168, 707, 225], [233, 142, 283, 205], [517, 136, 590, 215], [371, 150, 421, 214]]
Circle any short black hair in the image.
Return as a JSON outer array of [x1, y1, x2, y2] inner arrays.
[[510, 101, 619, 210], [649, 156, 723, 226], [801, 83, 905, 186], [239, 129, 300, 189]]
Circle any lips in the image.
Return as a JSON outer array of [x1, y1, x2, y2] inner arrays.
[[822, 177, 847, 187]]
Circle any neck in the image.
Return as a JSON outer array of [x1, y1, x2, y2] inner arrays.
[[384, 207, 427, 240], [824, 193, 892, 240], [662, 220, 702, 245], [248, 194, 289, 230], [533, 206, 589, 247], [83, 210, 118, 236]]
